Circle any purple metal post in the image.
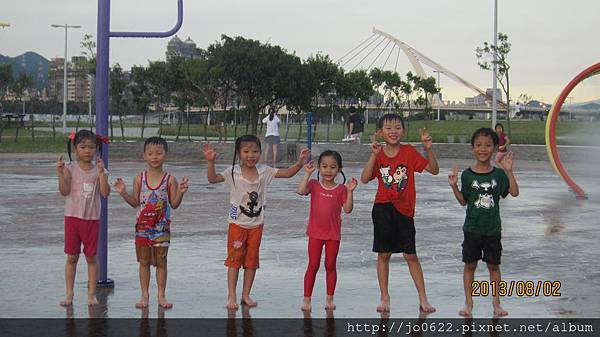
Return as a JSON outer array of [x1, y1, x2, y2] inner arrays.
[[95, 0, 183, 286]]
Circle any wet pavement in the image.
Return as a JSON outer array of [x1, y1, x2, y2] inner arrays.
[[0, 156, 599, 319]]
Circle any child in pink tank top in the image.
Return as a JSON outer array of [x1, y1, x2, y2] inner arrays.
[[56, 130, 110, 307]]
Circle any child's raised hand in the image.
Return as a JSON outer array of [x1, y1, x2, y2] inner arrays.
[[304, 160, 316, 174], [370, 140, 382, 155], [346, 177, 358, 192], [298, 148, 311, 164], [501, 151, 514, 171], [202, 143, 217, 162], [113, 178, 126, 194], [96, 157, 105, 174], [56, 155, 65, 174], [178, 176, 190, 193], [420, 128, 433, 150], [448, 167, 460, 186]]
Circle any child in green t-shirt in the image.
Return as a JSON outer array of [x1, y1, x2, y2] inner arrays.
[[448, 127, 519, 317]]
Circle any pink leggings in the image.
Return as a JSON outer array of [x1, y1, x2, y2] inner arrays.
[[303, 237, 340, 297]]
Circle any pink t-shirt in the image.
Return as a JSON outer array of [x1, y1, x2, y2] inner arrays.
[[306, 179, 348, 241], [64, 162, 106, 220]]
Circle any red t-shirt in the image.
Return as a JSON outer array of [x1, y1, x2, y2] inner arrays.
[[498, 132, 508, 152], [370, 144, 429, 218], [306, 179, 348, 241]]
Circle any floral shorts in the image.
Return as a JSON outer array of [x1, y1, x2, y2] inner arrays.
[[225, 223, 263, 269]]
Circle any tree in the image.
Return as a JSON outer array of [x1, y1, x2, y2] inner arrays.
[[109, 63, 127, 140], [168, 57, 195, 141], [181, 51, 224, 141], [337, 70, 373, 107], [145, 61, 171, 137], [78, 34, 97, 129], [10, 73, 33, 141], [216, 35, 303, 135], [476, 32, 512, 137], [0, 63, 12, 101], [413, 76, 438, 126], [130, 66, 153, 139]]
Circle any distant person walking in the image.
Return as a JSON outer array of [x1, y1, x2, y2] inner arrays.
[[262, 107, 281, 166], [345, 106, 364, 144]]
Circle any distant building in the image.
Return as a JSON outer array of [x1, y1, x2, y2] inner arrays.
[[166, 35, 201, 61], [47, 57, 93, 103], [465, 88, 503, 106]]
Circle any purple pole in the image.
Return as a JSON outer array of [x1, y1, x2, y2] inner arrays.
[[95, 0, 183, 287], [96, 0, 112, 287]]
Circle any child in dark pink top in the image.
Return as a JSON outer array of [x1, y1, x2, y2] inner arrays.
[[297, 150, 357, 312]]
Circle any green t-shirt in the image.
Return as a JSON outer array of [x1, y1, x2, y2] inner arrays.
[[460, 167, 510, 236]]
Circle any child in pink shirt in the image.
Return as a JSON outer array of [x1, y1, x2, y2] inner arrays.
[[56, 130, 110, 307], [297, 150, 357, 312]]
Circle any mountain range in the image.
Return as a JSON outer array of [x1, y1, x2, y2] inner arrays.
[[0, 52, 49, 90]]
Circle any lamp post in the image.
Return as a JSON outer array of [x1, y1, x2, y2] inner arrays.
[[491, 0, 498, 128], [51, 24, 81, 133], [433, 70, 443, 121], [567, 96, 573, 120]]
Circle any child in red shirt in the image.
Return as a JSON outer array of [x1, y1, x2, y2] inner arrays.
[[361, 113, 439, 313], [297, 150, 357, 312]]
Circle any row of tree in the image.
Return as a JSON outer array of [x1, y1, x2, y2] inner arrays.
[[104, 34, 441, 137]]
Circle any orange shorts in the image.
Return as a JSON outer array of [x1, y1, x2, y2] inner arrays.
[[224, 223, 263, 269]]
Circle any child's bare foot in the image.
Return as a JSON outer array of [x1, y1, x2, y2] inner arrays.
[[419, 300, 436, 313], [226, 295, 239, 310], [459, 303, 473, 316], [59, 294, 74, 307], [88, 294, 99, 306], [135, 294, 149, 309], [376, 297, 390, 312], [325, 295, 336, 310], [241, 295, 257, 307], [493, 303, 508, 316], [301, 297, 312, 312], [158, 296, 173, 309]]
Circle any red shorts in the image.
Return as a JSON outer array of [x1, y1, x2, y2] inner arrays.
[[64, 216, 99, 257], [224, 223, 263, 269]]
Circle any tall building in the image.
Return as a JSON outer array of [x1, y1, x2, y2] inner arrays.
[[166, 35, 200, 60], [47, 56, 93, 103]]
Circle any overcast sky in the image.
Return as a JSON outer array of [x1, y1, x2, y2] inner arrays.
[[2, 0, 599, 103]]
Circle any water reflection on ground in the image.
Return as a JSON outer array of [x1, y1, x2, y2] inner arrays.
[[0, 157, 598, 318]]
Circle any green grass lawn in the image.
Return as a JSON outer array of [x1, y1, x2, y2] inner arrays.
[[2, 119, 597, 153], [159, 120, 599, 145]]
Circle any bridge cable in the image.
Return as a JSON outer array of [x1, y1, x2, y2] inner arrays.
[[337, 33, 376, 65], [341, 35, 382, 68], [351, 36, 387, 71], [366, 39, 392, 71], [381, 43, 396, 70]]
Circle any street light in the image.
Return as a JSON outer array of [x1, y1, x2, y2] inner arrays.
[[51, 24, 81, 133], [433, 70, 443, 121], [567, 96, 574, 120]]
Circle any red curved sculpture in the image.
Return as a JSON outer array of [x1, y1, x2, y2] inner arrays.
[[545, 62, 600, 199]]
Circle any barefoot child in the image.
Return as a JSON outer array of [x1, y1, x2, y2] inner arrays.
[[203, 135, 309, 310], [297, 150, 357, 312], [448, 128, 519, 317], [360, 113, 439, 313], [113, 137, 189, 309], [57, 130, 110, 306]]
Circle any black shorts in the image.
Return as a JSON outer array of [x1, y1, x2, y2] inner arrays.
[[372, 203, 416, 254], [462, 231, 502, 265]]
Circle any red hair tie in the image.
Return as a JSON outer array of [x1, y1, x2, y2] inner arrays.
[[68, 132, 76, 141], [97, 135, 110, 145]]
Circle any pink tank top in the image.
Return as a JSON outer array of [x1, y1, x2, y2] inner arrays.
[[64, 162, 103, 220]]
